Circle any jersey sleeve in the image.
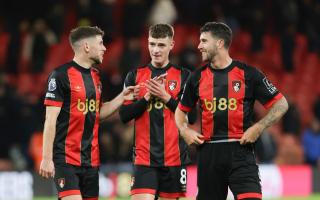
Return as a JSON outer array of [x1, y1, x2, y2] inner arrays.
[[119, 70, 149, 123], [123, 70, 136, 105], [44, 70, 66, 107], [178, 68, 191, 100], [178, 72, 198, 112], [253, 68, 283, 109]]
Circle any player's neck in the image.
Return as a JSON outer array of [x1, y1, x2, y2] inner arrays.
[[210, 53, 232, 70], [73, 56, 92, 69], [151, 60, 169, 68]]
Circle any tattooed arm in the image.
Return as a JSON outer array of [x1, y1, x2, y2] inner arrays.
[[240, 96, 289, 145], [257, 97, 289, 129]]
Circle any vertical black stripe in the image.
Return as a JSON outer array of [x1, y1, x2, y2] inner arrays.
[[133, 125, 136, 163], [213, 71, 228, 139], [54, 72, 70, 163], [179, 69, 190, 164], [149, 68, 166, 166], [80, 72, 97, 166], [243, 69, 254, 132], [179, 135, 190, 164]]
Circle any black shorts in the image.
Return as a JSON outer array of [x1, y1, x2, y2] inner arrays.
[[197, 142, 262, 200], [54, 163, 99, 199], [131, 165, 187, 198]]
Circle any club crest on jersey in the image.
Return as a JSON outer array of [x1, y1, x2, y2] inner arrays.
[[232, 81, 241, 92], [168, 80, 177, 91], [58, 178, 65, 188], [48, 78, 57, 91]]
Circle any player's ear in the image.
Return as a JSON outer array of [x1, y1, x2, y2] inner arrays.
[[217, 39, 224, 49], [170, 40, 175, 50], [84, 41, 90, 53]]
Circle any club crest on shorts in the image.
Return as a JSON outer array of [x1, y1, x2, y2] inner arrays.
[[48, 78, 57, 91], [58, 178, 65, 188], [168, 80, 177, 91], [232, 81, 241, 92], [131, 176, 135, 187]]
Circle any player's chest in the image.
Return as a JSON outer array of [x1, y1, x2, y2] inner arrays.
[[136, 71, 181, 98], [198, 73, 246, 113], [68, 74, 102, 100]]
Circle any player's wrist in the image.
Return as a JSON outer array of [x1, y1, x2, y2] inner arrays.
[[255, 123, 265, 133], [162, 93, 171, 103], [179, 126, 188, 136], [144, 94, 150, 101], [42, 156, 53, 161]]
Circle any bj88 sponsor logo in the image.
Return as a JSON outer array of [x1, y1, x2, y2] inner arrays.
[[77, 99, 100, 114]]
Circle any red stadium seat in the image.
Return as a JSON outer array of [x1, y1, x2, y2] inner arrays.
[[0, 32, 9, 68], [29, 132, 43, 171]]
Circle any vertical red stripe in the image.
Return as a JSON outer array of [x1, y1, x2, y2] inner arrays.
[[134, 68, 151, 165], [164, 67, 181, 166], [199, 68, 214, 140], [90, 70, 101, 166], [66, 67, 86, 166], [228, 67, 245, 139]]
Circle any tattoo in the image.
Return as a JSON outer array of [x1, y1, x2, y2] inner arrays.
[[258, 97, 288, 129]]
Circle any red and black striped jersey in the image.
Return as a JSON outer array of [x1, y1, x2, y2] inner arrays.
[[44, 61, 102, 167], [122, 63, 191, 167], [178, 60, 283, 142]]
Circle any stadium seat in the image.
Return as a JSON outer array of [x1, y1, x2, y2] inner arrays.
[[29, 132, 43, 171], [0, 32, 9, 68]]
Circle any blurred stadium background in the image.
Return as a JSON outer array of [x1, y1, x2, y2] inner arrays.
[[0, 0, 320, 199]]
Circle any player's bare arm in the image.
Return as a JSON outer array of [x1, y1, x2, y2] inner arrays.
[[39, 106, 61, 179], [100, 86, 135, 121], [240, 96, 289, 145], [175, 107, 204, 145]]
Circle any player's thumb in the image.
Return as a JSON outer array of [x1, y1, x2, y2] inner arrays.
[[239, 137, 245, 145]]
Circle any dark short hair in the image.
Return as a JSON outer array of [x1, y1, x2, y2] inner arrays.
[[200, 22, 232, 49], [69, 26, 104, 47], [149, 24, 174, 39]]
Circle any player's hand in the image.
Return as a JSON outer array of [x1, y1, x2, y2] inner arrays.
[[240, 123, 264, 145], [123, 86, 135, 101], [153, 73, 167, 84], [180, 127, 204, 146], [39, 159, 55, 178], [144, 90, 151, 101], [146, 79, 171, 103], [133, 85, 141, 100], [135, 83, 151, 101]]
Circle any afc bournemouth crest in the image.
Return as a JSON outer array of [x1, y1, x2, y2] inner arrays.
[[168, 80, 177, 91], [232, 81, 241, 92], [58, 178, 65, 188], [131, 176, 135, 187]]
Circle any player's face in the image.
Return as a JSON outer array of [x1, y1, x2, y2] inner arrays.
[[87, 35, 106, 65], [148, 36, 174, 67], [198, 32, 220, 62]]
